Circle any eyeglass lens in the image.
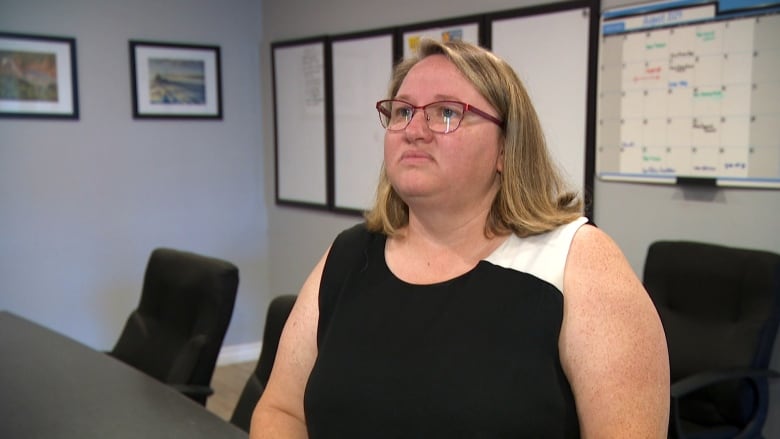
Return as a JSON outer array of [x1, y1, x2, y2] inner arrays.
[[378, 100, 465, 134]]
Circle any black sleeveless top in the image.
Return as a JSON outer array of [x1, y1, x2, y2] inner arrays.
[[304, 223, 581, 438]]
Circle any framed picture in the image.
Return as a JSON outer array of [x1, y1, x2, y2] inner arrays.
[[129, 40, 222, 119], [0, 32, 79, 119]]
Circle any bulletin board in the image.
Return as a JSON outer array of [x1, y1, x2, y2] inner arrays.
[[400, 16, 483, 59], [488, 1, 598, 213], [272, 37, 329, 208], [596, 0, 780, 188], [330, 30, 395, 213]]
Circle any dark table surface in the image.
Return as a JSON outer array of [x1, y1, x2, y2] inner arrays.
[[0, 310, 248, 438]]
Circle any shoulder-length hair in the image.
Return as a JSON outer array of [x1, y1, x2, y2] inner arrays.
[[365, 39, 583, 238]]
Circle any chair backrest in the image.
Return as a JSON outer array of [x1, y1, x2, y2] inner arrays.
[[230, 294, 297, 432], [110, 247, 239, 404], [643, 240, 780, 428]]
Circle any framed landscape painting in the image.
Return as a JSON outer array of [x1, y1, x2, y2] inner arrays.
[[129, 40, 222, 119], [0, 32, 79, 119]]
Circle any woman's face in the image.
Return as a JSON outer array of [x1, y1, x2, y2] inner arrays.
[[384, 54, 503, 213]]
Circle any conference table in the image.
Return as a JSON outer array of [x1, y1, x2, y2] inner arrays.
[[0, 310, 248, 438]]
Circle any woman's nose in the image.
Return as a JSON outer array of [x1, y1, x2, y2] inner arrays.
[[404, 110, 433, 139]]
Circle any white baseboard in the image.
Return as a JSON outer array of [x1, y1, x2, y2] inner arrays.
[[217, 341, 262, 366]]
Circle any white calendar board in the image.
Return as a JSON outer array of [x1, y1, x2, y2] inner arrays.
[[596, 0, 780, 188]]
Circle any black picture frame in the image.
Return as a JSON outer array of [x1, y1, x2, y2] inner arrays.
[[129, 40, 222, 119], [0, 32, 79, 119]]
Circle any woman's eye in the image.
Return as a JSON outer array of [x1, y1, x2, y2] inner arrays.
[[395, 107, 413, 119], [439, 105, 461, 119]]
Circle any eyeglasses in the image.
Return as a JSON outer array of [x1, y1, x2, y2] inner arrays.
[[375, 99, 502, 134]]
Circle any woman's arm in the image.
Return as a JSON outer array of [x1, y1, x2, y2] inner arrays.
[[560, 225, 670, 438], [249, 249, 329, 439]]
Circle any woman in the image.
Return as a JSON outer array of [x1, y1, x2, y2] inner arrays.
[[252, 39, 669, 438]]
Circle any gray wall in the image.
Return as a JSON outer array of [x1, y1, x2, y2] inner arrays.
[[0, 0, 269, 349], [259, 0, 780, 435]]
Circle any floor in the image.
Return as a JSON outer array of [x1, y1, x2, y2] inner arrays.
[[207, 361, 257, 421]]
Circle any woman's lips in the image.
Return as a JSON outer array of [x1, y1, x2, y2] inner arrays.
[[399, 150, 433, 163]]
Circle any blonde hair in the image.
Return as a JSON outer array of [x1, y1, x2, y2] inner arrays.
[[365, 39, 583, 237]]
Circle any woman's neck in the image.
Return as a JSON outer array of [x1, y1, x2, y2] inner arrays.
[[386, 204, 507, 285]]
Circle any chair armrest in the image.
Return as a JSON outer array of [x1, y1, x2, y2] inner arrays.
[[671, 367, 780, 398], [169, 384, 215, 399], [669, 368, 779, 439]]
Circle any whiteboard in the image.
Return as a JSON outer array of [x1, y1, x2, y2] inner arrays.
[[272, 39, 328, 207], [331, 32, 394, 212], [490, 5, 594, 199], [596, 0, 780, 188], [270, 3, 599, 214]]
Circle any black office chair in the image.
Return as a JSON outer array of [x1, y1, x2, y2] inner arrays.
[[109, 247, 239, 405], [230, 294, 297, 432], [643, 241, 780, 439]]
